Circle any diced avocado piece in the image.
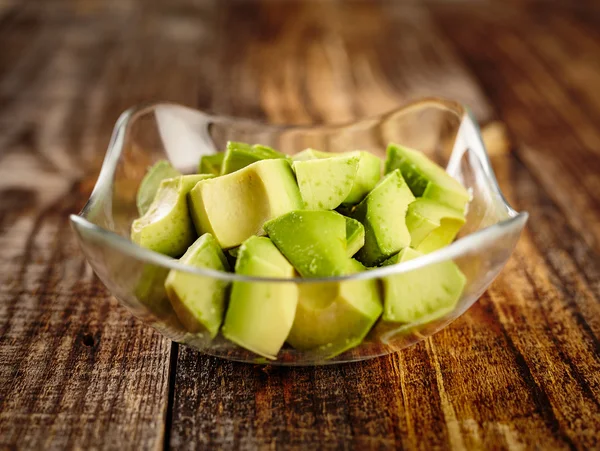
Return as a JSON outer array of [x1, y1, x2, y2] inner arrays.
[[189, 159, 302, 249], [222, 236, 298, 359], [164, 234, 230, 338], [406, 198, 466, 254], [345, 217, 365, 257], [198, 153, 225, 175], [343, 151, 382, 205], [286, 259, 382, 358], [381, 248, 466, 323], [136, 160, 181, 215], [384, 144, 469, 212], [131, 175, 204, 257], [134, 264, 180, 323], [221, 141, 286, 175], [351, 169, 415, 266], [264, 210, 349, 278], [291, 149, 381, 205], [293, 153, 360, 210], [292, 148, 332, 161]]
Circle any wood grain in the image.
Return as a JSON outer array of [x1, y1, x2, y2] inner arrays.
[[1, 0, 599, 450]]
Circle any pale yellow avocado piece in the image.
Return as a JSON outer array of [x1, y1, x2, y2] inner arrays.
[[292, 153, 360, 210], [131, 174, 213, 257], [406, 198, 466, 254], [165, 233, 230, 338], [188, 159, 302, 249], [222, 236, 298, 360], [381, 248, 466, 323], [286, 259, 382, 358]]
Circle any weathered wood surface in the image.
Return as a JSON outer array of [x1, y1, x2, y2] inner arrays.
[[0, 1, 599, 450]]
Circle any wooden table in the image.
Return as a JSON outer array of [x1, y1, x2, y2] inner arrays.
[[1, 1, 599, 449]]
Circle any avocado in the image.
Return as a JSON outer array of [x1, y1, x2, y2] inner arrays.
[[136, 160, 181, 215], [164, 233, 230, 338], [222, 236, 298, 359], [292, 153, 360, 210], [351, 169, 415, 266], [221, 141, 286, 175], [188, 158, 303, 249], [345, 216, 365, 257], [406, 198, 466, 254], [292, 148, 332, 161], [131, 174, 212, 257], [264, 210, 349, 278], [343, 151, 381, 205], [291, 149, 381, 205], [198, 153, 224, 175], [384, 144, 469, 212], [381, 248, 466, 323], [286, 259, 382, 357], [134, 264, 181, 325]]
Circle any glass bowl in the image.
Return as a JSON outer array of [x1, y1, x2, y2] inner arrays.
[[70, 98, 528, 365]]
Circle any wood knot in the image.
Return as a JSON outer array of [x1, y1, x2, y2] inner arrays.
[[81, 333, 97, 347]]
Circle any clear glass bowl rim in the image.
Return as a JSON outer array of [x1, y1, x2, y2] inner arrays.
[[70, 97, 529, 284]]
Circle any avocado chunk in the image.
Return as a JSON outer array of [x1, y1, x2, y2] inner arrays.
[[198, 153, 224, 175], [286, 259, 382, 357], [384, 144, 469, 212], [189, 159, 303, 249], [293, 153, 360, 210], [381, 248, 466, 323], [291, 149, 381, 205], [264, 210, 349, 278], [351, 169, 415, 266], [222, 236, 298, 359], [221, 141, 286, 175], [406, 198, 466, 254], [343, 151, 382, 205], [164, 233, 230, 338], [131, 174, 213, 257], [136, 160, 181, 215], [345, 217, 365, 257], [134, 264, 183, 328]]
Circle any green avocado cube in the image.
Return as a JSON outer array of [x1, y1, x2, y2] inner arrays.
[[164, 233, 230, 338], [384, 144, 469, 212], [264, 210, 350, 278], [286, 259, 382, 358], [222, 236, 298, 359], [351, 169, 415, 266], [345, 217, 365, 257], [188, 159, 303, 249], [221, 141, 286, 175], [343, 151, 381, 205], [198, 153, 225, 175], [291, 149, 381, 206], [381, 248, 466, 323], [406, 198, 466, 254], [293, 153, 360, 210], [131, 174, 213, 257], [136, 160, 181, 215]]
